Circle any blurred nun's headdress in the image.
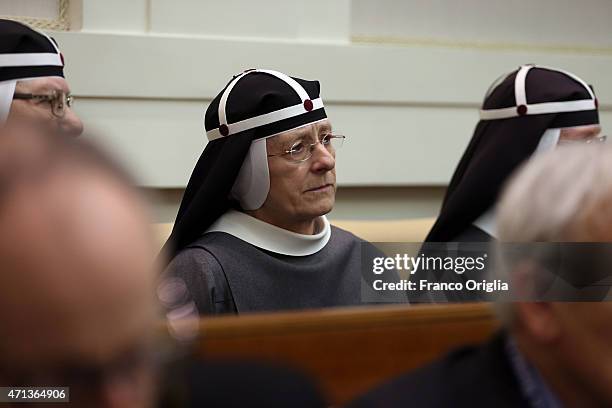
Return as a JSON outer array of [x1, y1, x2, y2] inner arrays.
[[426, 64, 599, 242], [0, 19, 65, 123]]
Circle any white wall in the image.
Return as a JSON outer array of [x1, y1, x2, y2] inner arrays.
[[52, 30, 612, 188], [353, 0, 612, 49], [0, 0, 60, 19]]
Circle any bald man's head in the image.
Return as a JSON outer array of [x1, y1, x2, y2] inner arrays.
[[0, 127, 158, 408]]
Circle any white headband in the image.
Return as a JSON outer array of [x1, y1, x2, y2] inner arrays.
[[205, 69, 324, 141], [480, 65, 597, 121]]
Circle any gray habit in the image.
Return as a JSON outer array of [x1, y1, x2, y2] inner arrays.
[[165, 226, 397, 315]]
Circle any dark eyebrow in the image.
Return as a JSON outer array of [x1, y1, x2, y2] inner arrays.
[[24, 82, 67, 94], [294, 127, 311, 139], [267, 133, 298, 152], [590, 128, 602, 137], [319, 124, 332, 134], [276, 127, 311, 146], [273, 122, 333, 149]]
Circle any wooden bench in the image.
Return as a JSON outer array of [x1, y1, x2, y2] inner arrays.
[[186, 303, 498, 406]]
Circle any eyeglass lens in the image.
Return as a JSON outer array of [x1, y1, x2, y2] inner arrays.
[[290, 135, 344, 161]]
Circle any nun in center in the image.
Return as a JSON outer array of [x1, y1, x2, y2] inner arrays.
[[161, 69, 405, 315]]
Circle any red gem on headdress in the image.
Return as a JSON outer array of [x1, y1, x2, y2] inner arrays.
[[303, 99, 313, 111], [219, 124, 229, 136], [517, 104, 528, 116], [60, 53, 65, 66]]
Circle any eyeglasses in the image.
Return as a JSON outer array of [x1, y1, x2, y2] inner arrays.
[[267, 133, 346, 163], [586, 135, 607, 144], [558, 135, 607, 146], [13, 90, 74, 118]]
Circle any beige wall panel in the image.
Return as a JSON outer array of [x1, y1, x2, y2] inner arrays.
[[353, 0, 612, 49], [149, 0, 350, 41], [80, 0, 148, 33], [52, 32, 612, 105]]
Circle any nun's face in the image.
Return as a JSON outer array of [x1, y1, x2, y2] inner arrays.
[[257, 119, 336, 233], [8, 77, 84, 137]]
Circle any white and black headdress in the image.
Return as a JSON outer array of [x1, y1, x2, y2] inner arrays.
[[0, 19, 65, 123], [426, 64, 599, 242], [163, 69, 327, 260]]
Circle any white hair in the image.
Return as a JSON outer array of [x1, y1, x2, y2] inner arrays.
[[493, 144, 612, 324], [498, 144, 612, 241]]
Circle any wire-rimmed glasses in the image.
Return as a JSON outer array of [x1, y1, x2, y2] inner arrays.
[[267, 133, 346, 163], [13, 90, 74, 118]]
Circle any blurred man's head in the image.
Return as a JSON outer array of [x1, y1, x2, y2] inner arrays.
[[497, 145, 612, 407], [0, 126, 156, 407], [0, 19, 83, 136]]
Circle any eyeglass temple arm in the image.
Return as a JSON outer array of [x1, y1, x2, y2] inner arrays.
[[12, 93, 35, 100], [13, 93, 56, 101]]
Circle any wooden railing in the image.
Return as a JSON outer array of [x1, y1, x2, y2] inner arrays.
[[187, 303, 498, 406]]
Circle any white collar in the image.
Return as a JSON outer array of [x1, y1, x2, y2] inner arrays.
[[473, 209, 497, 238], [205, 210, 331, 256]]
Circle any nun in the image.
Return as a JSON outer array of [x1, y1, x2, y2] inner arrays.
[[162, 69, 403, 314], [426, 64, 602, 243], [417, 65, 602, 303], [0, 19, 82, 136]]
